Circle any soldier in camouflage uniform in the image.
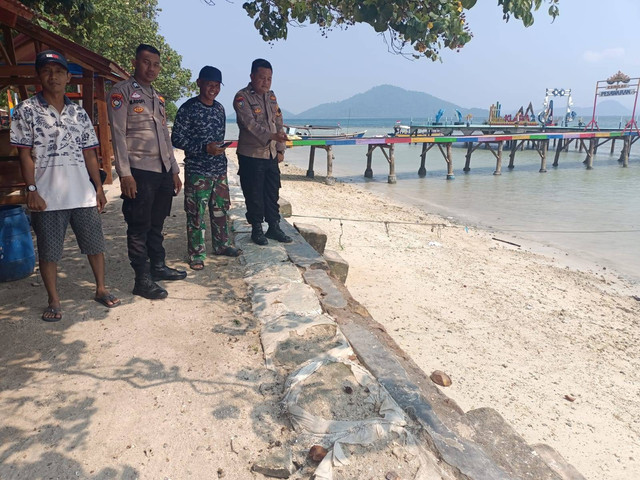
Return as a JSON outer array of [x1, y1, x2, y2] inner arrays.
[[172, 66, 240, 270]]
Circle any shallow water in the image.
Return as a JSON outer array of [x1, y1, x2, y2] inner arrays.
[[226, 120, 640, 284]]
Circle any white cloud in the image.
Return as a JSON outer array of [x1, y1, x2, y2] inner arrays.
[[582, 48, 625, 63]]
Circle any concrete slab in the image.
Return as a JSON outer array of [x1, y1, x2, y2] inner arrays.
[[466, 408, 562, 480], [302, 269, 348, 309], [338, 319, 515, 480], [278, 221, 328, 271], [251, 282, 323, 323]]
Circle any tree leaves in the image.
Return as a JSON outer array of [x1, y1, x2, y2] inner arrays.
[[209, 0, 560, 61]]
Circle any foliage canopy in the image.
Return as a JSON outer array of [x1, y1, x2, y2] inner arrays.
[[20, 0, 193, 119], [204, 0, 560, 60]]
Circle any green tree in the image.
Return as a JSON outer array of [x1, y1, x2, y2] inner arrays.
[[204, 0, 560, 60], [21, 0, 193, 119]]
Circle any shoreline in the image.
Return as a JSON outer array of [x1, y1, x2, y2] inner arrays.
[[276, 157, 640, 480]]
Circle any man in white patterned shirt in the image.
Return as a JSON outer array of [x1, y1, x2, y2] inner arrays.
[[11, 50, 120, 321]]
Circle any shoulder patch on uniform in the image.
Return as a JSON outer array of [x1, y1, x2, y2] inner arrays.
[[111, 93, 123, 110]]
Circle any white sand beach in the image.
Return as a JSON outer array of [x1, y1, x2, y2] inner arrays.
[[276, 156, 640, 480]]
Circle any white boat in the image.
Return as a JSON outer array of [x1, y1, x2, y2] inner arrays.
[[284, 124, 366, 140]]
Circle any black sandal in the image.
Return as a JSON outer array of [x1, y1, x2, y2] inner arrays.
[[189, 260, 204, 270], [215, 246, 242, 257]]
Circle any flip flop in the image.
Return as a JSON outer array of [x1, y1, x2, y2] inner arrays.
[[189, 260, 204, 271], [42, 307, 62, 322], [94, 293, 121, 308], [215, 246, 242, 257]]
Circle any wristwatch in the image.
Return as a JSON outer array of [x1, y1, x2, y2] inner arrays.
[[27, 184, 37, 192]]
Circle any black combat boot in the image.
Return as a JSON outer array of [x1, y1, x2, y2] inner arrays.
[[265, 222, 292, 243], [251, 223, 268, 246], [150, 264, 187, 281], [133, 273, 168, 300]]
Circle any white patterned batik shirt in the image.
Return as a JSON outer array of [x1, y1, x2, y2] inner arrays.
[[10, 92, 99, 211]]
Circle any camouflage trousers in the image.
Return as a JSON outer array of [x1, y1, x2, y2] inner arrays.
[[184, 173, 231, 262]]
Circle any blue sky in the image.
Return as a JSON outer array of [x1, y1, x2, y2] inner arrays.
[[157, 0, 640, 115]]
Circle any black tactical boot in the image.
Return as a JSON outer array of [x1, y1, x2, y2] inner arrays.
[[150, 264, 187, 281], [265, 222, 292, 243], [251, 223, 268, 246], [133, 273, 168, 300]]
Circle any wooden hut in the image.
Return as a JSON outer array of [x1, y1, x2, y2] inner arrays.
[[0, 0, 129, 205]]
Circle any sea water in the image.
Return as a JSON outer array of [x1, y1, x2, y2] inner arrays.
[[226, 118, 640, 284]]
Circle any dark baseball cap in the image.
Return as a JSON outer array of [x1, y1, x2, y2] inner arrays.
[[35, 50, 69, 71], [198, 66, 223, 84]]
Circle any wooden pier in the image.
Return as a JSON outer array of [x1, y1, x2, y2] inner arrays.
[[284, 130, 639, 184]]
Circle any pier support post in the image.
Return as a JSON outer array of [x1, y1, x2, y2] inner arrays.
[[585, 138, 595, 169], [307, 146, 316, 178], [388, 144, 397, 184], [418, 143, 428, 177], [325, 145, 335, 185], [464, 142, 472, 172], [619, 136, 630, 167], [365, 145, 373, 178], [539, 140, 548, 173], [446, 143, 455, 180], [493, 141, 504, 175], [508, 140, 519, 169], [553, 138, 563, 167], [610, 138, 616, 155]]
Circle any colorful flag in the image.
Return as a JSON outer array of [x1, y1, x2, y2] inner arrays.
[[7, 89, 14, 116]]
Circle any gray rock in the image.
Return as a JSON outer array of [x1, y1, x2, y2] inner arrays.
[[323, 249, 349, 283], [293, 222, 327, 254], [251, 448, 296, 478], [279, 197, 292, 218]]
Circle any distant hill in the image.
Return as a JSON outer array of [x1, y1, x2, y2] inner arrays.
[[573, 100, 632, 117], [290, 85, 488, 120]]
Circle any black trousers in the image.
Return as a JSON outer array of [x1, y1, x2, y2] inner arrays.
[[238, 154, 281, 225], [122, 168, 174, 276]]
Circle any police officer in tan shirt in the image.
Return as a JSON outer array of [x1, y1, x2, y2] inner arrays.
[[107, 44, 186, 300], [234, 58, 292, 245]]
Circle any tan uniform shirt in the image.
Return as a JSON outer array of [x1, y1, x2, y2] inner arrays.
[[106, 77, 179, 177], [233, 83, 285, 159]]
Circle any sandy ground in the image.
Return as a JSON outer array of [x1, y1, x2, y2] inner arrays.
[[0, 162, 291, 479], [278, 160, 640, 480], [2, 149, 638, 480]]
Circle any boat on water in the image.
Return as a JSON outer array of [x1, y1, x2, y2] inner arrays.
[[284, 124, 366, 140]]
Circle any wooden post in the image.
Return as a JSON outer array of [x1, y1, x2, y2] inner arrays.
[[364, 145, 373, 178], [94, 77, 113, 184], [388, 144, 396, 184], [325, 145, 335, 185], [539, 140, 548, 173], [307, 146, 316, 178], [446, 143, 455, 180], [585, 138, 595, 169], [493, 141, 503, 175], [610, 138, 616, 155], [464, 142, 472, 172], [620, 137, 630, 167], [553, 138, 563, 167], [508, 140, 518, 169], [418, 143, 427, 177]]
